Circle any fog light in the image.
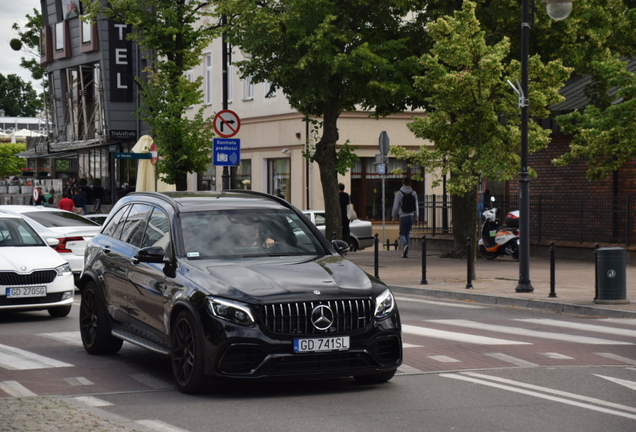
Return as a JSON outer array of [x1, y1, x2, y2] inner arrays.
[[61, 291, 73, 300]]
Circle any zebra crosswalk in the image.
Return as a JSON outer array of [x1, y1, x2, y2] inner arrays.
[[0, 317, 634, 397]]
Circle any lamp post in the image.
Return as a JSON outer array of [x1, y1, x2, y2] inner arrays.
[[515, 0, 574, 292]]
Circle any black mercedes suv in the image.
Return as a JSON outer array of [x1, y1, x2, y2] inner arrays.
[[78, 191, 402, 393]]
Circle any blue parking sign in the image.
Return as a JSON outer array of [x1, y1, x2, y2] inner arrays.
[[213, 138, 241, 166]]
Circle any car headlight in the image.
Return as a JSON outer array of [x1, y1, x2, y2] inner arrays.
[[374, 289, 396, 319], [55, 263, 72, 277], [206, 297, 255, 326]]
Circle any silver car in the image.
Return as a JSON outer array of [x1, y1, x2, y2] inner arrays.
[[0, 206, 102, 279], [303, 210, 374, 251]]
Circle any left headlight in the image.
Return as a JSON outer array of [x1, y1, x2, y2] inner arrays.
[[206, 297, 255, 326], [55, 263, 72, 277], [374, 289, 396, 319]]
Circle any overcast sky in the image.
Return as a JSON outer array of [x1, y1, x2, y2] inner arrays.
[[0, 1, 42, 89]]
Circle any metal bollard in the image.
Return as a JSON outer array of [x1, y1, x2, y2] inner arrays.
[[465, 237, 473, 289], [594, 243, 600, 300], [549, 242, 557, 298], [420, 235, 428, 285], [385, 239, 399, 251], [374, 234, 379, 279]]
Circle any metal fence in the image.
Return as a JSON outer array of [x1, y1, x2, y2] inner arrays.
[[415, 194, 636, 246]]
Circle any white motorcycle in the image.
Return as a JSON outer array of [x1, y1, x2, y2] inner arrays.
[[478, 199, 520, 261]]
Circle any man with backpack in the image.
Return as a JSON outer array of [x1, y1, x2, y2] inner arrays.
[[392, 177, 418, 258]]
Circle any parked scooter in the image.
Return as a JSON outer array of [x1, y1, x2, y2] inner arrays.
[[478, 198, 520, 261]]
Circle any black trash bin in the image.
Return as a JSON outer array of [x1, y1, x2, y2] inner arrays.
[[595, 247, 629, 304]]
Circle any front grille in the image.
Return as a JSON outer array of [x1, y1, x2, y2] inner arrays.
[[0, 270, 57, 286], [260, 299, 373, 335]]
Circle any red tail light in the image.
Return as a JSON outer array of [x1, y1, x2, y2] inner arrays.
[[53, 237, 84, 253], [513, 230, 519, 236]]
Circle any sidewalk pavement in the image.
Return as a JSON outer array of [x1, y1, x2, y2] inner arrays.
[[346, 247, 636, 318]]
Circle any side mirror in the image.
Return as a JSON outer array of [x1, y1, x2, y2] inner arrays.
[[135, 246, 168, 264], [332, 239, 350, 256]]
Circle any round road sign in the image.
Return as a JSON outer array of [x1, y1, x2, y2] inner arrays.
[[32, 188, 39, 203], [214, 110, 241, 138], [150, 142, 158, 166]]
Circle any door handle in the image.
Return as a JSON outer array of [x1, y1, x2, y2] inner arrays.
[[103, 245, 111, 253]]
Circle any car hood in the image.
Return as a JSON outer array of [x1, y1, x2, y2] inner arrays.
[[181, 255, 383, 303], [0, 247, 66, 272]]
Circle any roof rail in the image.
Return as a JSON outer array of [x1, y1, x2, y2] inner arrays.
[[128, 191, 179, 212]]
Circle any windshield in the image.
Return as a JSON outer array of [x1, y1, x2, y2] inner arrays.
[[180, 209, 327, 259], [0, 218, 46, 247], [23, 211, 100, 228]]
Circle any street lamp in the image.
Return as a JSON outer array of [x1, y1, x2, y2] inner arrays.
[[515, 0, 574, 293]]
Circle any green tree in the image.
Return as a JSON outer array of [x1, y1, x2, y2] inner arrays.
[[0, 74, 40, 117], [10, 8, 47, 82], [215, 0, 426, 240], [84, 0, 218, 190], [393, 1, 570, 257], [0, 143, 27, 178]]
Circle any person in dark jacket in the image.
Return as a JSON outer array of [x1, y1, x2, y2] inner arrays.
[[72, 188, 88, 214], [338, 183, 351, 245], [391, 178, 419, 258]]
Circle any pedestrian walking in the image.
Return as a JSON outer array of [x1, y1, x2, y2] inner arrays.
[[338, 183, 351, 245], [391, 177, 418, 258]]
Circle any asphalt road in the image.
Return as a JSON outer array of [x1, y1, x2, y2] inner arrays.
[[1, 293, 635, 431]]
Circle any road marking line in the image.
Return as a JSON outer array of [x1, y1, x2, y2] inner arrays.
[[541, 352, 574, 360], [430, 319, 633, 345], [0, 343, 73, 370], [39, 331, 83, 346], [595, 352, 636, 365], [441, 373, 636, 420], [595, 375, 636, 391], [462, 372, 636, 414], [73, 396, 113, 407], [403, 343, 423, 348], [396, 296, 486, 309], [484, 353, 539, 367], [0, 381, 37, 397], [402, 324, 531, 345], [64, 377, 94, 386], [397, 364, 424, 375], [428, 355, 461, 363], [129, 373, 174, 389], [600, 319, 636, 326], [516, 319, 636, 338], [136, 419, 190, 432]]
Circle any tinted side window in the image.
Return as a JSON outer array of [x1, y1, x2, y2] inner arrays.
[[141, 208, 171, 250], [119, 204, 152, 247], [102, 205, 131, 238]]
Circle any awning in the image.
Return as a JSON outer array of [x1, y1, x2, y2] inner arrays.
[[15, 150, 77, 159]]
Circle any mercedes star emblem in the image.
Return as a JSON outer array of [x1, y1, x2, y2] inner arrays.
[[311, 305, 334, 331]]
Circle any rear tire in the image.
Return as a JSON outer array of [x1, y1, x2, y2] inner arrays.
[[354, 369, 397, 384], [79, 281, 123, 355], [479, 244, 498, 260], [48, 305, 71, 318], [171, 311, 207, 394], [349, 238, 359, 252]]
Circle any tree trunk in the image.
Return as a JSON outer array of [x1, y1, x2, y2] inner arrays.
[[313, 98, 342, 243], [445, 187, 479, 278]]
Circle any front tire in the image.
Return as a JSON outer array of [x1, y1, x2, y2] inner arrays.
[[354, 369, 397, 384], [171, 311, 207, 394], [479, 244, 498, 260], [79, 281, 123, 355], [48, 305, 71, 318]]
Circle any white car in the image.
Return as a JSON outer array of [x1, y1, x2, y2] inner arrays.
[[0, 213, 75, 317], [0, 206, 102, 279], [303, 210, 374, 251]]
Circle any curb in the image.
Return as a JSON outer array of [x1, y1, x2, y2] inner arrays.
[[389, 284, 636, 319]]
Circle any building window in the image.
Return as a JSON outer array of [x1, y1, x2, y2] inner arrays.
[[268, 158, 290, 200], [204, 54, 212, 105], [62, 0, 81, 19], [235, 160, 251, 189], [40, 26, 52, 64], [264, 82, 277, 98], [244, 75, 254, 100], [80, 16, 99, 52], [201, 162, 216, 191], [185, 70, 194, 108], [63, 64, 105, 142], [351, 157, 423, 221], [53, 21, 71, 59]]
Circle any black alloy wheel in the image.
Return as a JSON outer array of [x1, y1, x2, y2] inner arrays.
[[79, 281, 123, 355], [171, 311, 207, 394]]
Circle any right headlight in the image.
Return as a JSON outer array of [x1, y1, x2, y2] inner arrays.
[[55, 263, 72, 277], [374, 289, 396, 319], [206, 297, 255, 326]]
